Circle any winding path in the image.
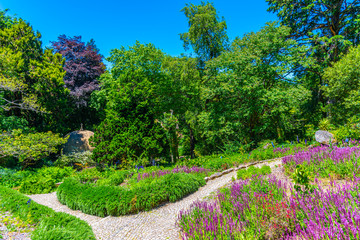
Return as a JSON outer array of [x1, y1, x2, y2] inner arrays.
[[28, 159, 282, 240]]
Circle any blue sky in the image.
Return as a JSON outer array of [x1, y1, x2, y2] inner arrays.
[[1, 0, 277, 64]]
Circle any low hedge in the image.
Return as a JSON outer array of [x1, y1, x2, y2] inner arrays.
[[57, 172, 206, 217], [0, 186, 96, 240]]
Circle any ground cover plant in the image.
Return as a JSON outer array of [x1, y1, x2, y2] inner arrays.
[[0, 210, 34, 239], [0, 186, 95, 240], [0, 167, 75, 194], [237, 165, 272, 180], [177, 173, 360, 239]]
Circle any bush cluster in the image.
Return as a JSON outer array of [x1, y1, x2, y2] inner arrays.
[[19, 167, 75, 194], [0, 166, 75, 194], [57, 173, 205, 217], [0, 186, 95, 240]]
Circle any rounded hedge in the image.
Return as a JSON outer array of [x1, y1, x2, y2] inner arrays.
[[57, 173, 206, 217]]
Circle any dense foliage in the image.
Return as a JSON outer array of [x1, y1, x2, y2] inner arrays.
[[180, 1, 229, 64], [0, 130, 67, 168], [91, 42, 168, 165]]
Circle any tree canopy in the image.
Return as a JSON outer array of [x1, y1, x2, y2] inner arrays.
[[180, 1, 229, 65]]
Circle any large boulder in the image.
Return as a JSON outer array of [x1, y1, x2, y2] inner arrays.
[[63, 130, 95, 154], [315, 130, 336, 145]]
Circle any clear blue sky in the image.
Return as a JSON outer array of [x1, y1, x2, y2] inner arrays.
[[1, 0, 277, 65]]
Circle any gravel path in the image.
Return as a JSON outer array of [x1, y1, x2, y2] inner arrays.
[[29, 159, 284, 240], [0, 211, 33, 240]]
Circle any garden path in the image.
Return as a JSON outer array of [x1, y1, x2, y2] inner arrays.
[[28, 159, 283, 240]]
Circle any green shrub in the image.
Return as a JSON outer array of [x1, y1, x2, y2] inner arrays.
[[0, 167, 32, 188], [73, 167, 104, 183], [19, 167, 75, 194], [0, 186, 95, 240], [96, 170, 132, 186], [54, 151, 96, 169], [57, 173, 206, 217], [0, 129, 68, 168], [237, 165, 272, 180], [333, 116, 360, 141]]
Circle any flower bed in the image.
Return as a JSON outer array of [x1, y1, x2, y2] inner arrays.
[[283, 146, 360, 179], [177, 174, 360, 239]]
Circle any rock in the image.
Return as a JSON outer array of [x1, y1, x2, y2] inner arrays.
[[222, 168, 233, 174], [63, 130, 95, 154], [209, 172, 222, 180], [315, 130, 336, 145]]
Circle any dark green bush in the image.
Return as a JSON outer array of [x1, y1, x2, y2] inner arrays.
[[0, 186, 95, 240], [57, 173, 206, 217]]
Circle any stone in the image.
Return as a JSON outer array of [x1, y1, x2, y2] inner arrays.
[[209, 172, 222, 180], [315, 130, 336, 145], [63, 130, 95, 154]]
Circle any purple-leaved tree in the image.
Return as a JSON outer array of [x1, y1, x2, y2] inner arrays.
[[52, 35, 105, 107], [51, 35, 105, 130]]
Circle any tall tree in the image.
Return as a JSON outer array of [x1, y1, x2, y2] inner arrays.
[[180, 1, 229, 66], [200, 23, 310, 152], [161, 55, 202, 159], [91, 42, 168, 166], [267, 0, 360, 122], [0, 17, 70, 133], [324, 45, 360, 124], [52, 35, 106, 129]]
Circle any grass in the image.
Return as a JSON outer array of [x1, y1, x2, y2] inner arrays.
[[0, 186, 96, 240], [57, 172, 206, 217]]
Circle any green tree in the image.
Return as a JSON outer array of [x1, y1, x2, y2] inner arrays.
[[91, 42, 168, 165], [267, 0, 360, 121], [200, 23, 310, 152], [0, 16, 70, 133], [180, 1, 229, 66], [161, 56, 202, 158], [324, 45, 360, 123]]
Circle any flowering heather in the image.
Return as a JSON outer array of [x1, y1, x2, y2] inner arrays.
[[273, 146, 303, 155], [178, 175, 360, 240], [177, 175, 290, 239], [282, 146, 360, 178], [285, 179, 360, 240], [137, 166, 210, 181]]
